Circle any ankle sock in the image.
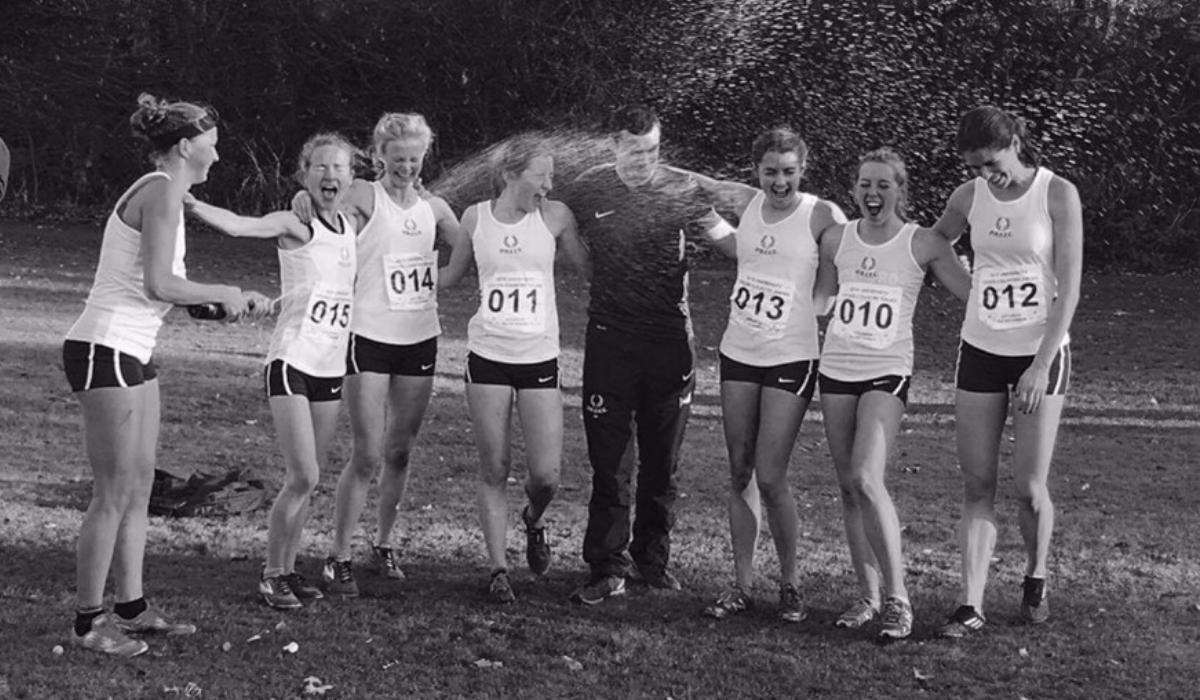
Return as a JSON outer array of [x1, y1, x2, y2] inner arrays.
[[114, 597, 148, 620], [74, 606, 104, 637]]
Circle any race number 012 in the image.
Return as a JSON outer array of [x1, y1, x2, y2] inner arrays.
[[982, 282, 1038, 310]]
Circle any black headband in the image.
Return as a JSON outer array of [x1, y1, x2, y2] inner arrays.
[[149, 112, 218, 151]]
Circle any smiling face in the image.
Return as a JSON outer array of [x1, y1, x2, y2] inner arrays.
[[505, 154, 554, 211], [962, 137, 1024, 190], [378, 136, 428, 189], [612, 124, 661, 186], [757, 149, 804, 209], [854, 160, 903, 224], [304, 145, 353, 212]]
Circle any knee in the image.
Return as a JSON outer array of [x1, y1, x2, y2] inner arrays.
[[756, 473, 791, 507], [729, 466, 754, 495], [479, 459, 511, 488], [962, 472, 997, 504], [1014, 480, 1052, 511], [526, 474, 558, 500], [284, 466, 320, 495]]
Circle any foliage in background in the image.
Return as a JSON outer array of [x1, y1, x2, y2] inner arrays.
[[0, 0, 1195, 270]]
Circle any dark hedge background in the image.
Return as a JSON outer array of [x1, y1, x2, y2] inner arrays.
[[1, 0, 1196, 270]]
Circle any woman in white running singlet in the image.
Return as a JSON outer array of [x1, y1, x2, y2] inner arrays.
[[931, 106, 1083, 638], [440, 137, 587, 603], [188, 133, 360, 610], [62, 94, 269, 657], [817, 148, 971, 641], [699, 127, 846, 625], [293, 114, 464, 597]]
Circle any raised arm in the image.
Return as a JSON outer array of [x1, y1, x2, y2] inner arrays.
[[187, 197, 303, 242], [438, 203, 477, 289], [672, 166, 759, 217], [1015, 176, 1083, 414], [930, 181, 974, 243], [914, 227, 972, 302]]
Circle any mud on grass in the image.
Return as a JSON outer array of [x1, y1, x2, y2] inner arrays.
[[1, 223, 1199, 698]]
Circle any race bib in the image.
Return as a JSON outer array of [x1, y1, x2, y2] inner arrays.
[[300, 282, 353, 344], [830, 282, 903, 350], [383, 252, 437, 311], [482, 272, 546, 334], [978, 264, 1047, 330], [730, 271, 794, 338]]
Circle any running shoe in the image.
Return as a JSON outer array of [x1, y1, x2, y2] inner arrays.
[[570, 575, 627, 605], [489, 570, 516, 604], [703, 587, 752, 620], [322, 557, 360, 598], [259, 575, 302, 610], [778, 583, 807, 623], [937, 604, 986, 638], [523, 508, 552, 576], [71, 614, 149, 657], [283, 572, 325, 600], [372, 545, 406, 581], [114, 606, 197, 636], [877, 597, 914, 641], [634, 566, 681, 591], [835, 598, 880, 628], [1020, 576, 1049, 624]]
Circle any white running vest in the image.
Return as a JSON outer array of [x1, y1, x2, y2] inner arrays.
[[65, 172, 186, 363], [266, 212, 357, 377], [821, 222, 925, 380], [962, 168, 1065, 356], [466, 202, 559, 364], [351, 182, 441, 344], [719, 192, 821, 365]]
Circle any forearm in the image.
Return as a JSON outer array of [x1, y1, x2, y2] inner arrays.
[[147, 274, 239, 307], [188, 200, 270, 238]]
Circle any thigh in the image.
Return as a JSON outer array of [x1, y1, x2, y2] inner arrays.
[[955, 389, 1009, 481], [720, 380, 762, 479], [77, 384, 152, 483], [516, 388, 564, 477], [270, 395, 321, 477], [754, 387, 809, 479], [820, 392, 860, 474], [850, 392, 905, 478], [1011, 395, 1065, 490], [466, 383, 515, 468], [385, 374, 435, 451], [346, 372, 391, 446], [310, 399, 343, 469]]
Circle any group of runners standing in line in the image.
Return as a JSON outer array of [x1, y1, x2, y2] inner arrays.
[[60, 95, 1082, 657]]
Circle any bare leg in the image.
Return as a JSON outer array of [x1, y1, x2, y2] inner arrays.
[[467, 383, 515, 573], [375, 375, 433, 547], [331, 373, 388, 559], [752, 388, 808, 588], [1012, 396, 1064, 579], [823, 393, 881, 606], [719, 381, 763, 591], [955, 390, 1009, 613], [515, 388, 563, 526]]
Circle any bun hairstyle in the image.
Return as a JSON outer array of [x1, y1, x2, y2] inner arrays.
[[856, 147, 911, 220], [751, 126, 808, 168], [129, 93, 218, 155], [956, 105, 1042, 167], [372, 112, 434, 155], [295, 132, 359, 183], [605, 104, 659, 137]]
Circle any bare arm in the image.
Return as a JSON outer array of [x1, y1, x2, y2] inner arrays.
[[140, 184, 251, 316], [678, 166, 759, 216], [546, 200, 589, 277], [188, 198, 305, 242], [812, 222, 844, 316], [1014, 176, 1084, 414], [430, 195, 465, 250], [438, 204, 477, 289], [914, 227, 972, 302], [930, 182, 974, 243]]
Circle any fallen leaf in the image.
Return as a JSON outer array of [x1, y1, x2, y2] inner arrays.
[[913, 667, 933, 681], [302, 676, 334, 696], [1018, 647, 1029, 658], [561, 655, 583, 672]]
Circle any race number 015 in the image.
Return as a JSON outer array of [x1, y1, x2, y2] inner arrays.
[[310, 301, 350, 328]]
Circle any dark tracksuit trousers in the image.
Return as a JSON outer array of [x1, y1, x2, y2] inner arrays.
[[581, 320, 695, 578]]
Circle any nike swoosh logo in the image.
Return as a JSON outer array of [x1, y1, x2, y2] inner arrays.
[[421, 363, 435, 371], [681, 369, 695, 382], [594, 210, 616, 219], [331, 386, 342, 394], [778, 377, 797, 383], [537, 376, 555, 383], [871, 379, 890, 387]]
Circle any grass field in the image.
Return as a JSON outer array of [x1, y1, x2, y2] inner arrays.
[[1, 221, 1198, 699]]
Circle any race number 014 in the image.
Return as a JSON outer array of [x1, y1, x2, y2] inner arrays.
[[390, 267, 434, 295]]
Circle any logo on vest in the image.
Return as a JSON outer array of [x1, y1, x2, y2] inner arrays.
[[754, 234, 778, 256], [989, 216, 1013, 238], [339, 247, 352, 266], [586, 393, 607, 417], [501, 234, 522, 254], [855, 255, 878, 278], [403, 218, 421, 236]]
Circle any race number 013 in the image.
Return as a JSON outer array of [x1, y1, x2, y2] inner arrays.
[[733, 286, 785, 320]]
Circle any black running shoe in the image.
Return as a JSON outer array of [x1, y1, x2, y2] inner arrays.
[[1020, 576, 1049, 624], [937, 605, 986, 638], [523, 507, 552, 576]]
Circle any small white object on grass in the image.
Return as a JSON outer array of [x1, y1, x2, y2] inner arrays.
[[283, 641, 299, 654], [221, 642, 232, 652], [51, 645, 64, 656], [302, 676, 334, 695], [561, 655, 583, 672], [912, 668, 933, 681]]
